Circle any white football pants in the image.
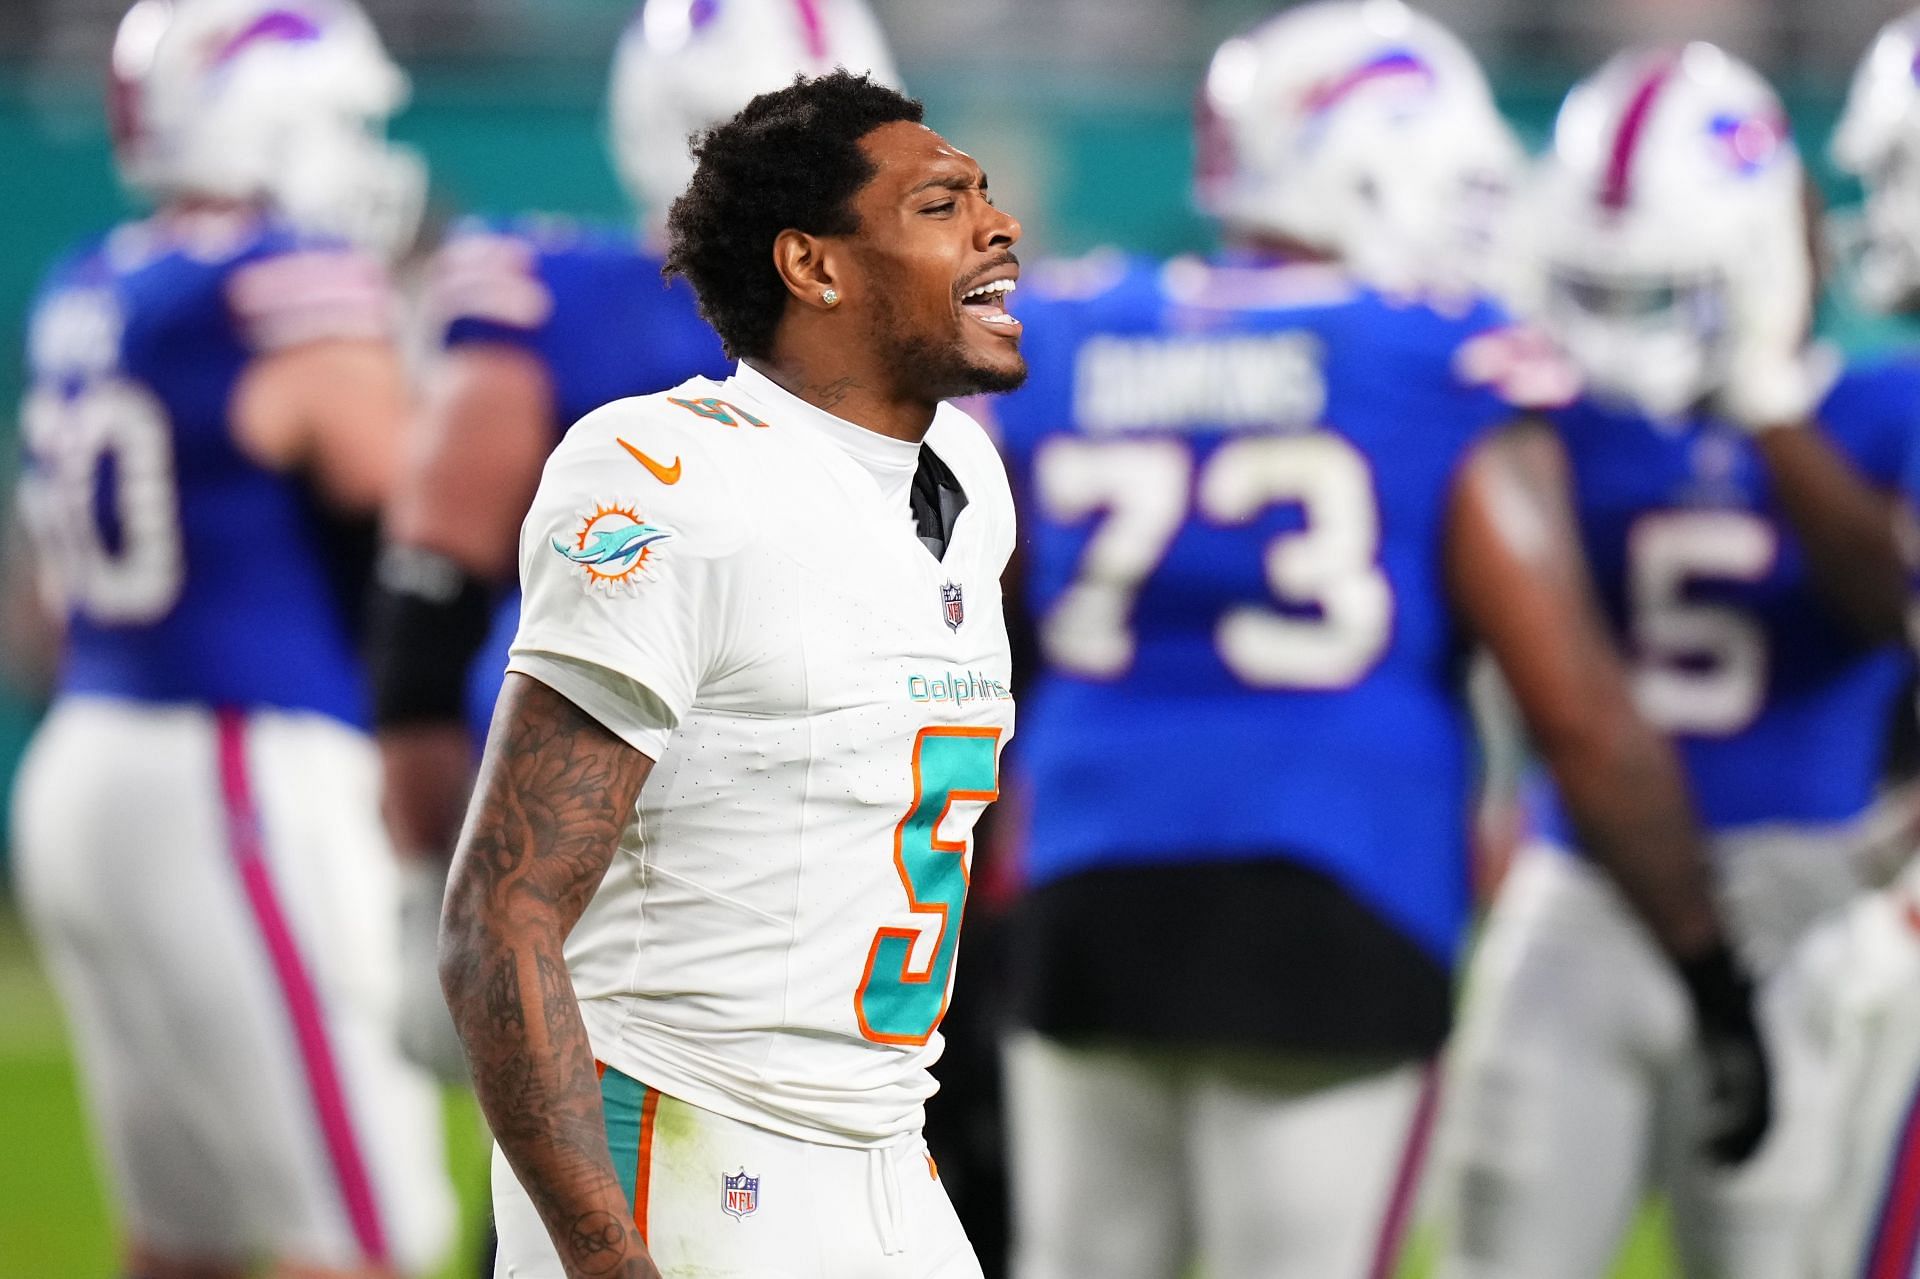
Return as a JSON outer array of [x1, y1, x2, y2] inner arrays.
[[11, 697, 455, 1274], [1433, 840, 1861, 1279], [1004, 1031, 1435, 1279], [1798, 856, 1920, 1279], [492, 1071, 983, 1279]]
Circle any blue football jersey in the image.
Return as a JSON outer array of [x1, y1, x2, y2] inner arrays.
[[424, 217, 730, 732], [993, 253, 1537, 964], [17, 214, 389, 725], [1535, 362, 1920, 841]]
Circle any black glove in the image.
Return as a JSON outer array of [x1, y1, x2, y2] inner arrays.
[[1678, 944, 1772, 1165]]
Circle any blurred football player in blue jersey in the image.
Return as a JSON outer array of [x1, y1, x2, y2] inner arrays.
[[366, 0, 900, 1077], [990, 5, 1768, 1277], [1436, 44, 1920, 1279], [8, 1, 454, 1277]]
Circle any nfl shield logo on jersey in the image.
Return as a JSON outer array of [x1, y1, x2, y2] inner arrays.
[[941, 580, 965, 632], [722, 1169, 759, 1220]]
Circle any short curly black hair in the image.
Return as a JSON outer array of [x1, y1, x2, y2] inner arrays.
[[663, 71, 925, 360]]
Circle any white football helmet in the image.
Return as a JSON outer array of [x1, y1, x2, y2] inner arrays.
[[110, 0, 425, 257], [1832, 10, 1920, 312], [609, 0, 902, 231], [1194, 0, 1522, 296], [1532, 43, 1809, 422]]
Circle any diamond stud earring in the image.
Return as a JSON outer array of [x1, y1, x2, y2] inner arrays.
[[822, 288, 840, 307]]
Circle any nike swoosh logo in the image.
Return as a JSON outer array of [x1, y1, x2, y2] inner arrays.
[[618, 437, 682, 485]]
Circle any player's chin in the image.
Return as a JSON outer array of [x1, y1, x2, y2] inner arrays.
[[956, 326, 1028, 393], [958, 347, 1028, 395]]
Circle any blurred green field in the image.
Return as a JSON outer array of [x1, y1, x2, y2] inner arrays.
[[0, 897, 1676, 1279]]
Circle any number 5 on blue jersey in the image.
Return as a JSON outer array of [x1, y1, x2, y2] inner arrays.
[[856, 726, 1003, 1045]]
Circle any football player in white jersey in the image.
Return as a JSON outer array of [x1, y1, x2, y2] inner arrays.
[[372, 0, 899, 1084], [438, 71, 1024, 1279]]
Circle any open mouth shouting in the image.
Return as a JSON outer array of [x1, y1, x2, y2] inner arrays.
[[959, 269, 1022, 335]]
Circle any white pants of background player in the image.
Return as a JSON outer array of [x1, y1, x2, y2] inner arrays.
[[11, 698, 455, 1274], [491, 1077, 983, 1279], [1797, 855, 1920, 1279], [1004, 1033, 1436, 1279], [1433, 829, 1873, 1279]]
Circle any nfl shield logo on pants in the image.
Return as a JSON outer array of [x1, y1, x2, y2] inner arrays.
[[941, 580, 965, 632], [722, 1169, 759, 1220]]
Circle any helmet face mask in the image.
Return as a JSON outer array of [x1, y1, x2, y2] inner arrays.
[[110, 0, 424, 257], [1543, 264, 1729, 421], [1841, 140, 1920, 312], [267, 111, 427, 259], [1832, 12, 1920, 312]]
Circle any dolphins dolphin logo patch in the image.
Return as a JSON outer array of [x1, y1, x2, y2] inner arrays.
[[554, 502, 672, 592]]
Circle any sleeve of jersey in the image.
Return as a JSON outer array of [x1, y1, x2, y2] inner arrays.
[[1448, 310, 1585, 424], [506, 408, 746, 758], [226, 245, 394, 352], [1817, 364, 1920, 487], [426, 231, 556, 353]]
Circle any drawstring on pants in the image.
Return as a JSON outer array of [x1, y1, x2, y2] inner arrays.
[[867, 1144, 906, 1255]]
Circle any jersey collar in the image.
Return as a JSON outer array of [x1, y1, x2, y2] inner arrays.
[[725, 360, 923, 480]]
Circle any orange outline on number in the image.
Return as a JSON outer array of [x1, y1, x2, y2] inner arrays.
[[854, 724, 1004, 1047]]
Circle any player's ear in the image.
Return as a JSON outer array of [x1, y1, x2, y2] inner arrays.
[[772, 229, 843, 313]]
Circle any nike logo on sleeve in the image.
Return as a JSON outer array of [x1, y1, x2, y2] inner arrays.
[[619, 437, 683, 485]]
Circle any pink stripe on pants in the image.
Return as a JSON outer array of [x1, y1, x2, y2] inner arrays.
[[1367, 1062, 1440, 1279], [215, 708, 389, 1264]]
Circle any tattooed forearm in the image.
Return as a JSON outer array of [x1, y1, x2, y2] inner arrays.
[[482, 949, 526, 1034], [568, 1212, 652, 1277], [538, 947, 578, 1043], [439, 672, 658, 1279]]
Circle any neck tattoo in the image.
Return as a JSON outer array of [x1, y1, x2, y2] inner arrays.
[[811, 376, 860, 409]]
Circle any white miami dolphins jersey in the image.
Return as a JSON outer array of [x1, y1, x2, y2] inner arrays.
[[507, 361, 1016, 1147]]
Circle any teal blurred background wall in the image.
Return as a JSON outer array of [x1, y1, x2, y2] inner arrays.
[[0, 65, 1883, 419]]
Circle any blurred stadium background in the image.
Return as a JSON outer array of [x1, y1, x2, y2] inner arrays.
[[1, 0, 1915, 1273]]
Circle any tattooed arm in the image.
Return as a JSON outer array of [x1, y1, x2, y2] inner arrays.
[[440, 672, 660, 1279]]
